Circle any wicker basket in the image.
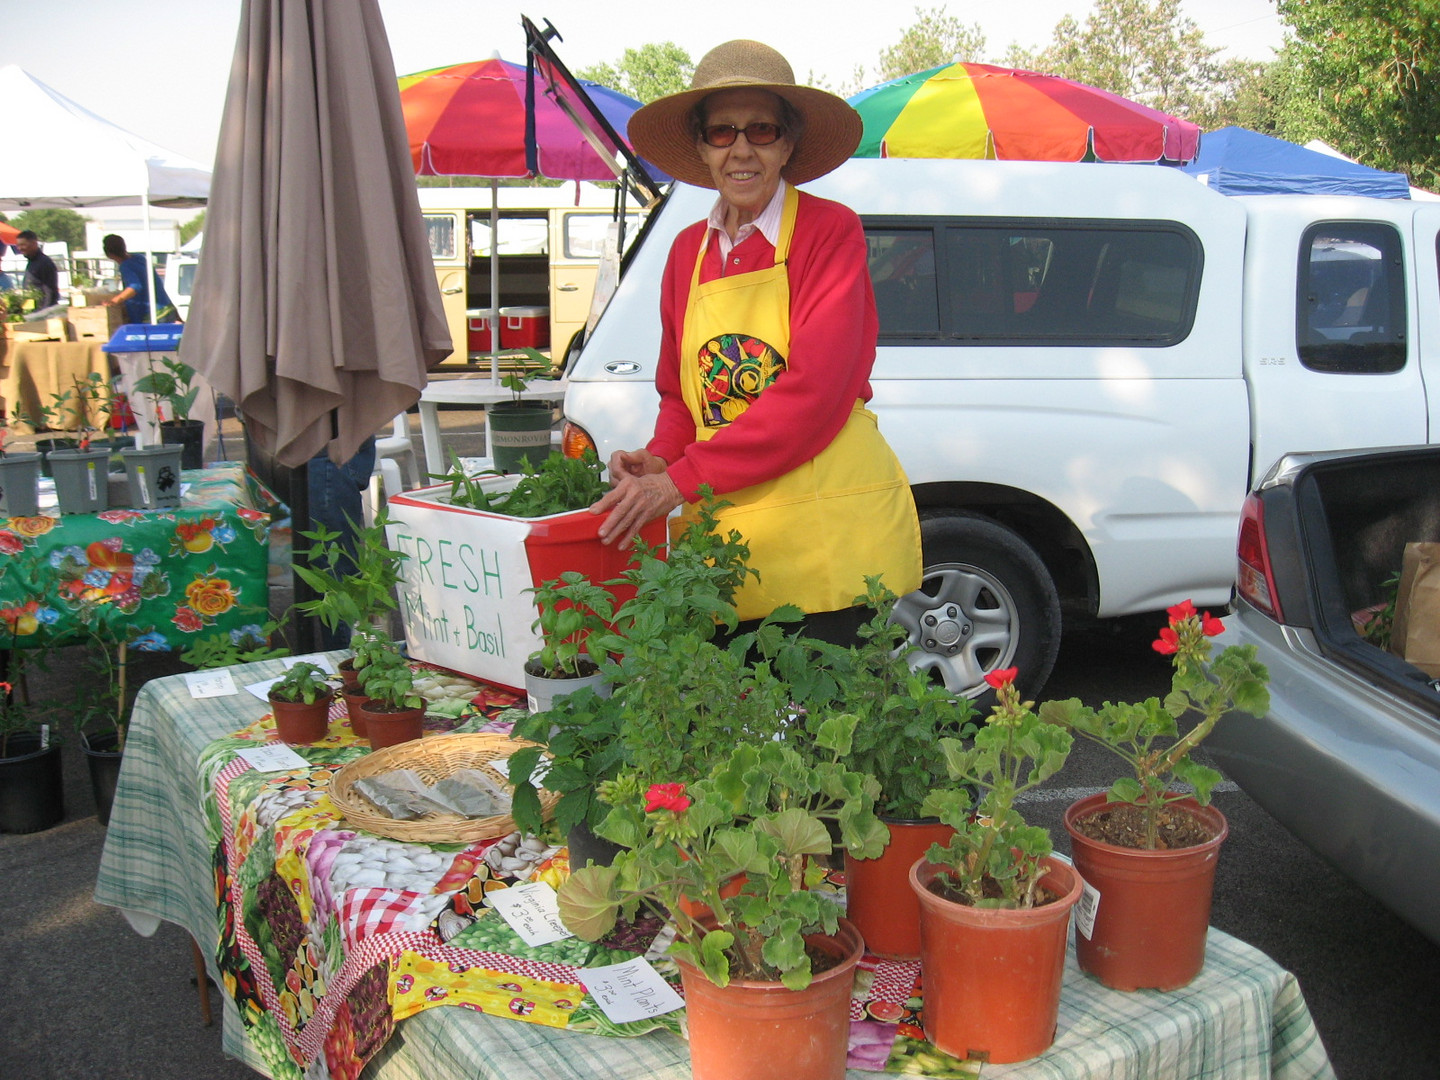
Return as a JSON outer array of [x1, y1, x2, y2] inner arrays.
[[328, 733, 557, 843]]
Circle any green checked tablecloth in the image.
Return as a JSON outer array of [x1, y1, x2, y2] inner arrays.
[[0, 462, 274, 649], [95, 657, 1336, 1080]]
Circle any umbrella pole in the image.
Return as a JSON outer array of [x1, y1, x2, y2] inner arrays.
[[489, 178, 500, 385], [286, 461, 321, 655]]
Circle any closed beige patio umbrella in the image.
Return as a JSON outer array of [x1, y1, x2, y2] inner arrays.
[[181, 0, 451, 471]]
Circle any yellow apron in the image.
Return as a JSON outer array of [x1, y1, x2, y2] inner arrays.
[[675, 186, 921, 620]]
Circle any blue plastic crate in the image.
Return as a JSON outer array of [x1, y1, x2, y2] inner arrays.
[[101, 323, 184, 353]]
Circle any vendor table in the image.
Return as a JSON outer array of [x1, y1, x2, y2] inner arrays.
[[0, 339, 112, 432], [417, 377, 568, 476], [0, 463, 274, 649], [94, 657, 1336, 1080]]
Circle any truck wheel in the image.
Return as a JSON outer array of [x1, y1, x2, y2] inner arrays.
[[892, 511, 1062, 700]]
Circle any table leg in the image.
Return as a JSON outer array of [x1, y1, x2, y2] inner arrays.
[[419, 399, 443, 476], [189, 935, 213, 1026]]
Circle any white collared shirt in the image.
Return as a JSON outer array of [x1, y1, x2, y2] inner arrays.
[[708, 182, 788, 262]]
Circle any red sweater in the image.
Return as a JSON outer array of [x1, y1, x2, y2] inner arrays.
[[646, 189, 879, 501]]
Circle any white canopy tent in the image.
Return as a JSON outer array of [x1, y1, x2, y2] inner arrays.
[[0, 64, 215, 448]]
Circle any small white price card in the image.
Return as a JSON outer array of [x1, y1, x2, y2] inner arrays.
[[579, 958, 684, 1024], [488, 881, 572, 948], [186, 669, 238, 699], [1074, 877, 1101, 940], [235, 743, 309, 773]]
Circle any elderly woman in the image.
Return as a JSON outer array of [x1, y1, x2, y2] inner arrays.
[[593, 39, 920, 641]]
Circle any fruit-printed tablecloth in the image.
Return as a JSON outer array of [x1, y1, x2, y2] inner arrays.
[[0, 462, 273, 648], [199, 696, 1337, 1080]]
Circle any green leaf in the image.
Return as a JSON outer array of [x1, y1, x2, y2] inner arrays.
[[755, 808, 832, 859], [556, 865, 621, 941]]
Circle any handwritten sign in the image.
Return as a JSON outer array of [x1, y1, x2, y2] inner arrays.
[[385, 485, 544, 688], [487, 881, 572, 948], [235, 744, 309, 773], [579, 957, 685, 1024], [186, 669, 238, 698]]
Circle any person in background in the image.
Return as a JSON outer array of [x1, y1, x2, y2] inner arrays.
[[15, 230, 60, 308], [592, 40, 921, 645], [101, 233, 177, 323]]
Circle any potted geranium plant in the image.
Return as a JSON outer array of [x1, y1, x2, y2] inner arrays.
[[559, 717, 887, 1080], [1054, 600, 1270, 991], [910, 667, 1079, 1064], [0, 649, 64, 834], [267, 661, 336, 744]]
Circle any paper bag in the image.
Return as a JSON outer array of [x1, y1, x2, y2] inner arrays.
[[1389, 541, 1440, 677]]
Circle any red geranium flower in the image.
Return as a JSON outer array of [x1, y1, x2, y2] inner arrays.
[[1200, 612, 1225, 637], [644, 783, 691, 814], [983, 667, 1019, 689], [1152, 627, 1180, 655], [1166, 599, 1198, 624]]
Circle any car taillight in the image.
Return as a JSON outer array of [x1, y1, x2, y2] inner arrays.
[[1236, 493, 1283, 621], [559, 421, 597, 460]]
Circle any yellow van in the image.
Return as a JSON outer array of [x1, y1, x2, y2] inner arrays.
[[416, 184, 641, 369]]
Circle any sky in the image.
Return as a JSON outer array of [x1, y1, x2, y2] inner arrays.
[[1, 0, 1284, 190]]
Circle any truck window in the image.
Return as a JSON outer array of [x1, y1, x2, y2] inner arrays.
[[424, 213, 457, 261], [1296, 223, 1406, 374], [866, 219, 1199, 345]]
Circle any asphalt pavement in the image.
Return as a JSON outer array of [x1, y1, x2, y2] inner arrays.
[[3, 409, 1439, 1077]]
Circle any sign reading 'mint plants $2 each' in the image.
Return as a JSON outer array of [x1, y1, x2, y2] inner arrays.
[[384, 492, 537, 688]]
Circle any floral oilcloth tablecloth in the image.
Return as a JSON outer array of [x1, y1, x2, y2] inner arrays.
[[0, 462, 273, 648], [199, 692, 1337, 1080]]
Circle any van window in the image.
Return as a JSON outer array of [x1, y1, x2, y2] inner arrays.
[[564, 212, 641, 260], [425, 213, 457, 261], [1296, 222, 1406, 374], [472, 215, 549, 256], [866, 219, 1200, 345]]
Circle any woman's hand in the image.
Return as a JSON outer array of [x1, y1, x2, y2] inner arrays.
[[591, 450, 681, 546]]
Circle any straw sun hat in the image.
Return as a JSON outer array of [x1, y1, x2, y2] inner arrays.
[[627, 39, 862, 189]]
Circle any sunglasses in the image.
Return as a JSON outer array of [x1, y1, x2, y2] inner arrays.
[[700, 122, 786, 148]]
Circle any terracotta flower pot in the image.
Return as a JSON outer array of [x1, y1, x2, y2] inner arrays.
[[338, 658, 361, 692], [910, 855, 1082, 1065], [844, 816, 954, 959], [675, 918, 862, 1080], [356, 701, 425, 750], [1063, 792, 1228, 991], [269, 693, 333, 744], [340, 688, 370, 739]]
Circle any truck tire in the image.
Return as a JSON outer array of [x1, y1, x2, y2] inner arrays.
[[893, 511, 1062, 700]]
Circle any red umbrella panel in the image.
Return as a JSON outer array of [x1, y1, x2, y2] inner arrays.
[[399, 56, 655, 180], [0, 221, 19, 246], [849, 62, 1201, 165]]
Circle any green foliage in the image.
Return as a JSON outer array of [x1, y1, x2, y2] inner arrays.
[[292, 513, 407, 634], [528, 570, 618, 679], [10, 208, 86, 252], [269, 661, 336, 706], [2, 287, 44, 323], [559, 733, 884, 989], [0, 648, 56, 757], [355, 642, 422, 710], [499, 347, 558, 402], [1052, 601, 1270, 848], [876, 5, 987, 82], [579, 42, 694, 103], [1274, 0, 1440, 190], [509, 686, 626, 836], [179, 211, 206, 246], [921, 674, 1073, 909], [181, 621, 290, 669], [439, 449, 607, 518], [131, 357, 200, 423]]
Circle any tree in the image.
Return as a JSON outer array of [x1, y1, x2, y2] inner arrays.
[[10, 208, 87, 252], [579, 43, 693, 103], [1274, 0, 1440, 189], [873, 5, 986, 83], [179, 212, 205, 246], [1012, 0, 1220, 119]]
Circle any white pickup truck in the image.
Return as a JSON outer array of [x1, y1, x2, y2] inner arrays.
[[559, 158, 1440, 697]]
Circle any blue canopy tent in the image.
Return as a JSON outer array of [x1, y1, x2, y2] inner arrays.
[[1182, 126, 1411, 198]]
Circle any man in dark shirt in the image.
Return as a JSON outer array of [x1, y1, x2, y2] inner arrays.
[[15, 231, 60, 308]]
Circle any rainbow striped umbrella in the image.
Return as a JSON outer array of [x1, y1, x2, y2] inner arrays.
[[848, 62, 1200, 165], [399, 56, 658, 180]]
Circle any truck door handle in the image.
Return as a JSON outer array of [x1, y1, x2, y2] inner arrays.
[[442, 285, 463, 294], [557, 283, 579, 292]]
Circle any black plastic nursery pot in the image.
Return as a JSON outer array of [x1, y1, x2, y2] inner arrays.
[[82, 731, 123, 827], [0, 733, 66, 834], [161, 419, 205, 470]]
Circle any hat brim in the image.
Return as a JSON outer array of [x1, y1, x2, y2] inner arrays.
[[628, 82, 861, 189]]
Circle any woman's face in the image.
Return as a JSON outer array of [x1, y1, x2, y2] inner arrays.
[[696, 88, 794, 226]]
